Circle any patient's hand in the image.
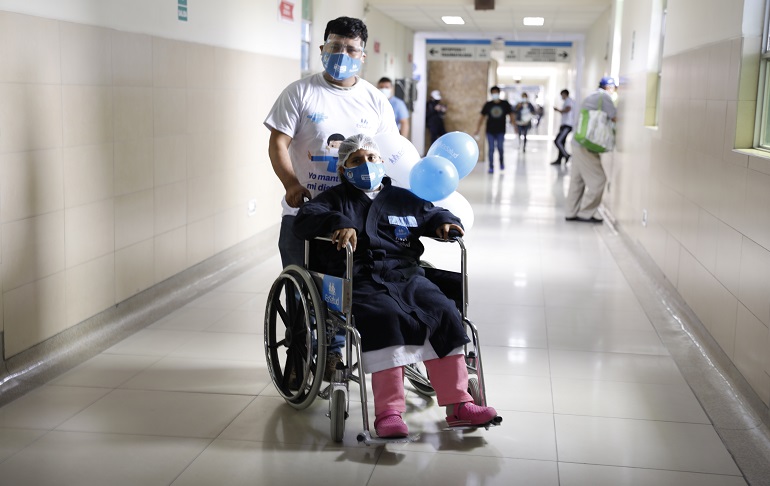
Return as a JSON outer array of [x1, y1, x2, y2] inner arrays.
[[332, 228, 357, 251], [436, 223, 464, 240]]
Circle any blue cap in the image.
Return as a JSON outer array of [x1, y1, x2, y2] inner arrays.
[[599, 76, 616, 88]]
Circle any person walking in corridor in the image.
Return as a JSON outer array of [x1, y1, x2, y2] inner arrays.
[[426, 89, 447, 145], [551, 89, 575, 165], [565, 77, 617, 223], [474, 86, 514, 173]]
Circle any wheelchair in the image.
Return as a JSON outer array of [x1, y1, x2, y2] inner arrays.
[[263, 234, 499, 445]]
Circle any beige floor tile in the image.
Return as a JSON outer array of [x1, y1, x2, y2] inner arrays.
[[552, 377, 710, 423], [558, 462, 746, 486], [0, 430, 209, 486], [555, 414, 741, 475], [0, 385, 110, 430], [49, 354, 159, 388], [169, 438, 379, 486], [120, 356, 270, 395], [368, 450, 559, 486], [57, 389, 252, 438]]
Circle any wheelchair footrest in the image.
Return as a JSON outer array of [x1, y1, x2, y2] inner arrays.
[[444, 415, 502, 431], [357, 431, 421, 446]]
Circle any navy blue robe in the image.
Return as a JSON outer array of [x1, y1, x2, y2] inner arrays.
[[293, 178, 470, 357]]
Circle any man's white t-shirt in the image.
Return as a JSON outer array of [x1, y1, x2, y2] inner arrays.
[[561, 97, 576, 127], [264, 73, 398, 215]]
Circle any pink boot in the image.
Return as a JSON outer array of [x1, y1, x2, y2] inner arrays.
[[446, 402, 499, 427], [374, 409, 409, 438]]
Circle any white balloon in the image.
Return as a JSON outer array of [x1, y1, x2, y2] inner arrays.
[[373, 132, 420, 189], [433, 192, 474, 231]]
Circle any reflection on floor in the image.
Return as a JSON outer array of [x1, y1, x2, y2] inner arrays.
[[0, 138, 751, 485]]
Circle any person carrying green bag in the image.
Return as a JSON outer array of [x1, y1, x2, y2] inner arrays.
[[565, 77, 618, 223]]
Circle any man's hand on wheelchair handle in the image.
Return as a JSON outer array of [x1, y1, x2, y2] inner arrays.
[[285, 183, 311, 208], [332, 228, 357, 251], [436, 223, 464, 241]]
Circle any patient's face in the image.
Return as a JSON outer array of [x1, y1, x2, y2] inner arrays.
[[343, 148, 382, 168]]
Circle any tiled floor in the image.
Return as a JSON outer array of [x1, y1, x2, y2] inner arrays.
[[0, 136, 752, 485]]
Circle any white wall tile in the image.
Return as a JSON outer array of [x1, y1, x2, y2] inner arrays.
[[738, 236, 770, 326], [0, 11, 60, 84], [65, 253, 114, 327], [154, 227, 187, 283], [62, 85, 113, 147], [1, 211, 65, 292], [113, 87, 153, 141], [111, 31, 152, 87], [715, 219, 744, 298], [154, 135, 187, 186], [60, 22, 112, 86], [1, 149, 64, 222], [187, 216, 215, 266], [63, 144, 113, 209], [154, 182, 187, 234], [186, 43, 215, 89], [153, 38, 187, 88], [114, 138, 154, 196], [0, 84, 63, 153], [695, 208, 719, 275], [65, 198, 115, 269], [115, 239, 154, 302], [3, 272, 66, 358], [707, 41, 731, 101], [742, 168, 770, 250], [115, 189, 154, 250], [153, 88, 187, 137], [735, 303, 770, 404]]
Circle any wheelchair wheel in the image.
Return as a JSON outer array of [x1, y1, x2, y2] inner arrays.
[[467, 375, 482, 405], [405, 363, 436, 397], [265, 265, 327, 410], [329, 388, 346, 442]]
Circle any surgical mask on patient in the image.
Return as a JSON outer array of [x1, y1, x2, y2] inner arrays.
[[343, 162, 385, 191]]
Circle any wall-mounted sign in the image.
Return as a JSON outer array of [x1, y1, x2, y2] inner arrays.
[[279, 0, 295, 23], [503, 41, 572, 63], [178, 0, 187, 22], [426, 39, 491, 61]]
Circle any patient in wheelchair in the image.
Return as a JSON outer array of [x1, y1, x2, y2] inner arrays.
[[294, 134, 499, 438]]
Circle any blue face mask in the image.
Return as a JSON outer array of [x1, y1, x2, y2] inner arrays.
[[343, 162, 385, 190], [321, 52, 362, 81]]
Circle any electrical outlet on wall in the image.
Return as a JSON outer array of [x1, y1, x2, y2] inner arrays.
[[247, 199, 257, 216], [642, 209, 648, 227]]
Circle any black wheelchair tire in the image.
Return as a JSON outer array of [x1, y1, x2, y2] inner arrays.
[[264, 265, 327, 410], [330, 388, 346, 443]]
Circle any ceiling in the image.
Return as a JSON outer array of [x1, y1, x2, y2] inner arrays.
[[366, 0, 612, 37]]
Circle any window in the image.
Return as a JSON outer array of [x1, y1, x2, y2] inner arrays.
[[758, 0, 770, 149]]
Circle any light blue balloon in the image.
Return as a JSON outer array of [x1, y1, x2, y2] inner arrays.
[[409, 156, 459, 202], [427, 131, 479, 179]]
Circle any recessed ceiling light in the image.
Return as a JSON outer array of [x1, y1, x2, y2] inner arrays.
[[442, 16, 465, 25], [523, 17, 545, 26]]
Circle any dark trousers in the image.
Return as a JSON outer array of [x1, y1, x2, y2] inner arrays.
[[554, 124, 572, 161], [486, 132, 505, 169]]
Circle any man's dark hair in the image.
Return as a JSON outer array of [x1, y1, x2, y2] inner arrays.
[[490, 86, 500, 93], [324, 17, 368, 46], [378, 77, 392, 85], [327, 133, 345, 145], [560, 89, 569, 96]]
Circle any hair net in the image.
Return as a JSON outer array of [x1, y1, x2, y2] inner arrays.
[[337, 134, 380, 168]]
